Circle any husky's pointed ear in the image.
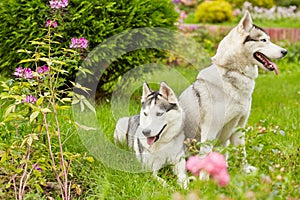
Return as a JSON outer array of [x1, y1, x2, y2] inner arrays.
[[142, 82, 152, 102], [238, 11, 253, 33], [159, 81, 178, 104]]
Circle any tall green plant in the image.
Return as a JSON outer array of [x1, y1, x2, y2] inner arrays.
[[0, 1, 93, 199]]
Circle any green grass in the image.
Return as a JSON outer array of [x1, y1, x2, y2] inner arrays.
[[67, 65, 300, 199]]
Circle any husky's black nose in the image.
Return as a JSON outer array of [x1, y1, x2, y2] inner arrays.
[[142, 129, 151, 136], [281, 49, 288, 56]]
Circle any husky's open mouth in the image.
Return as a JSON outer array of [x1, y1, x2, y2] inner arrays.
[[146, 124, 167, 146], [254, 52, 278, 75]]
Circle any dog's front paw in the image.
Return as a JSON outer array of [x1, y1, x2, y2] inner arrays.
[[243, 164, 257, 174]]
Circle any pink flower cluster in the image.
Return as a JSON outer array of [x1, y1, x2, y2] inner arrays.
[[46, 20, 58, 28], [14, 66, 49, 79], [23, 95, 37, 104], [49, 0, 68, 9], [186, 152, 230, 187], [70, 37, 88, 49], [14, 67, 33, 79]]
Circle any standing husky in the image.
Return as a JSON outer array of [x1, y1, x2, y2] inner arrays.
[[179, 11, 287, 173], [114, 82, 188, 188]]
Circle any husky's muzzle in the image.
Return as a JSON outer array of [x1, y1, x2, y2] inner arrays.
[[142, 124, 167, 145], [253, 49, 287, 75]]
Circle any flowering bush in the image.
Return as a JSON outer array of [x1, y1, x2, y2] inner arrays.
[[186, 152, 230, 187]]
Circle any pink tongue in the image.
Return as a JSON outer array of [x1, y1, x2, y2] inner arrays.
[[147, 137, 156, 145], [271, 61, 279, 76]]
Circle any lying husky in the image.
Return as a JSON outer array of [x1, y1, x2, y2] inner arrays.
[[179, 11, 287, 173], [114, 81, 188, 188]]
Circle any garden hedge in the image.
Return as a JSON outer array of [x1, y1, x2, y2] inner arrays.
[[0, 0, 178, 97]]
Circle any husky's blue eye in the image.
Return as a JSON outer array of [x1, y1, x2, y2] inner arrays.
[[260, 39, 267, 42], [156, 112, 164, 116]]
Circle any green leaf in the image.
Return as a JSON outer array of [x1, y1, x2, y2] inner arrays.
[[30, 111, 40, 123], [40, 108, 52, 113], [36, 97, 44, 106], [56, 105, 70, 110], [30, 41, 46, 45], [85, 157, 94, 163], [4, 105, 16, 118], [61, 98, 72, 102], [17, 49, 32, 54], [18, 59, 36, 64]]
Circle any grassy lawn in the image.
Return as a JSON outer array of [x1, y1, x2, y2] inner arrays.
[[70, 64, 300, 199]]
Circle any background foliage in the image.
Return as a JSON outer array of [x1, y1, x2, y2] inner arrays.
[[0, 0, 178, 98]]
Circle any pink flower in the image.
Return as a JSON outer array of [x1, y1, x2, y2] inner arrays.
[[186, 155, 204, 175], [23, 95, 37, 104], [37, 65, 49, 74], [42, 65, 49, 73], [37, 67, 44, 74], [70, 37, 88, 49], [46, 20, 58, 28], [79, 37, 88, 49], [180, 11, 187, 20], [23, 68, 33, 79], [14, 67, 24, 77], [14, 67, 33, 79], [49, 0, 68, 9], [186, 152, 230, 187]]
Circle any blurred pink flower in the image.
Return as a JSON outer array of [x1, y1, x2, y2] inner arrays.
[[37, 65, 50, 74], [14, 67, 34, 79], [186, 155, 203, 175], [70, 37, 88, 49], [23, 68, 33, 79], [23, 95, 37, 104], [46, 20, 58, 28], [186, 152, 230, 187], [49, 0, 68, 9], [14, 67, 24, 77]]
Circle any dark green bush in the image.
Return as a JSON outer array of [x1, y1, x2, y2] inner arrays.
[[195, 0, 233, 23], [0, 0, 178, 97]]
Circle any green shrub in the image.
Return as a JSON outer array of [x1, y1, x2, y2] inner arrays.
[[250, 0, 274, 8], [195, 0, 233, 23], [0, 0, 178, 97]]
